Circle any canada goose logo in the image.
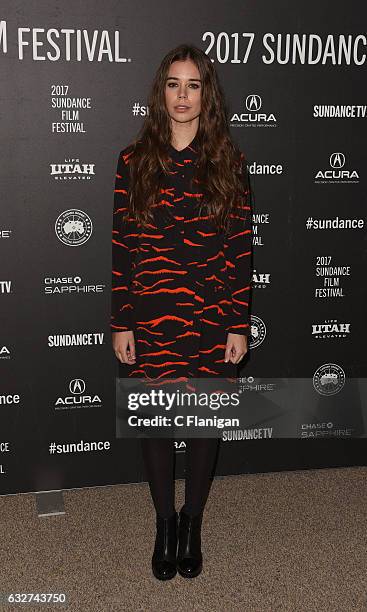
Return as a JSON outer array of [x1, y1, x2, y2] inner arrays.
[[55, 209, 93, 246], [313, 363, 345, 396], [248, 315, 266, 349]]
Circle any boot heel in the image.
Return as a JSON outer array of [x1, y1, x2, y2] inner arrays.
[[177, 507, 203, 578], [151, 511, 178, 581]]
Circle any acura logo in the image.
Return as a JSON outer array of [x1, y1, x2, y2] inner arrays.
[[245, 94, 262, 112], [69, 379, 86, 394], [329, 152, 345, 168]]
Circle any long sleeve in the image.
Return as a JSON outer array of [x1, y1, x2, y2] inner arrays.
[[224, 153, 252, 336], [110, 148, 139, 332]]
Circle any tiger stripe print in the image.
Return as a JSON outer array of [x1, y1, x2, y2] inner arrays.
[[111, 133, 252, 382]]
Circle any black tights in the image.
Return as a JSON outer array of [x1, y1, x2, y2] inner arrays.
[[140, 437, 220, 518]]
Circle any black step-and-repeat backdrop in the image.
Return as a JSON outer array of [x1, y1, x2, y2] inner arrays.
[[1, 2, 366, 495]]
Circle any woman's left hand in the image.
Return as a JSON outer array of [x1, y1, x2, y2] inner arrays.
[[224, 333, 248, 364]]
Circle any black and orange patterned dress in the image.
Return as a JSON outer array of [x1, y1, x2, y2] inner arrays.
[[111, 133, 252, 384]]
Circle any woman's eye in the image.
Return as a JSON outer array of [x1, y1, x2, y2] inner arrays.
[[167, 83, 200, 89]]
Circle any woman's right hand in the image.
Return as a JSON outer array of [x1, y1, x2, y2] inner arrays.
[[112, 330, 136, 364]]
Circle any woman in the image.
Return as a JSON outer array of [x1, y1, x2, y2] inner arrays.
[[111, 44, 252, 580]]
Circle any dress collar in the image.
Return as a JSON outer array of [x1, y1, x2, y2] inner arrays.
[[168, 132, 199, 160]]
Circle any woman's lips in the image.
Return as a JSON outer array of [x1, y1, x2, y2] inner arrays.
[[174, 105, 190, 112]]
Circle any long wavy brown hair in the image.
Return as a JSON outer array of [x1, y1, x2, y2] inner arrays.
[[126, 43, 249, 233]]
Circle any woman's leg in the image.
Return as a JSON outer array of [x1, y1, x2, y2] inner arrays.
[[140, 437, 176, 518], [182, 437, 220, 516]]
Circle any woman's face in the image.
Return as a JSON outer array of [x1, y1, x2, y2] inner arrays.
[[164, 58, 201, 124]]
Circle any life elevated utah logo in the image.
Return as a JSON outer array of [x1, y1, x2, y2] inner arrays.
[[230, 94, 277, 128], [314, 152, 359, 184], [50, 158, 95, 181]]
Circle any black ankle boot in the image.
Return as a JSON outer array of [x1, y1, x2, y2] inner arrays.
[[151, 511, 178, 580], [177, 507, 203, 578]]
